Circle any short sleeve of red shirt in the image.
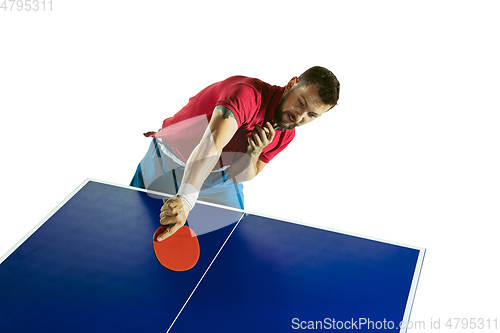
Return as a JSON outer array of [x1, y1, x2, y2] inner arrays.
[[154, 75, 291, 166], [215, 83, 260, 127]]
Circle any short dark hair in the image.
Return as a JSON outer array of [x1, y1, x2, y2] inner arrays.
[[298, 66, 340, 108]]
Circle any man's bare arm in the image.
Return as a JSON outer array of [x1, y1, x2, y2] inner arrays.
[[227, 122, 274, 184], [227, 153, 267, 184], [157, 105, 238, 241], [182, 106, 238, 189]]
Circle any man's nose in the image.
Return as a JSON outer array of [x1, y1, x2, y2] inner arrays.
[[294, 109, 307, 123]]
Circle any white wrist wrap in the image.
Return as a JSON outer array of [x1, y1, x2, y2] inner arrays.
[[177, 183, 199, 210]]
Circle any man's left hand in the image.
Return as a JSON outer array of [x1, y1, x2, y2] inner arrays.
[[247, 122, 275, 155]]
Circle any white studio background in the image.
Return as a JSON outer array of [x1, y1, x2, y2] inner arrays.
[[1, 0, 498, 330]]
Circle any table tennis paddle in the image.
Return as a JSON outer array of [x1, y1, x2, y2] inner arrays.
[[153, 225, 200, 272]]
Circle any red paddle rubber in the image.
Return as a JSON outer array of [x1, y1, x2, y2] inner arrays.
[[153, 226, 200, 272]]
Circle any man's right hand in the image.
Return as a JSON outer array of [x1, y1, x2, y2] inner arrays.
[[157, 196, 190, 241]]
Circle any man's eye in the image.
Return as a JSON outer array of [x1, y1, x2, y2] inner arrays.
[[298, 100, 304, 107], [309, 113, 317, 118]]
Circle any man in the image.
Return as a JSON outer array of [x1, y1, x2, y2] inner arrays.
[[130, 66, 340, 241]]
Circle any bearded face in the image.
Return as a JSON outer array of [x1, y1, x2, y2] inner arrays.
[[273, 82, 331, 130]]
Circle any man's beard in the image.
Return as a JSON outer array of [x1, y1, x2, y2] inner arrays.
[[274, 107, 298, 130], [273, 90, 299, 130]]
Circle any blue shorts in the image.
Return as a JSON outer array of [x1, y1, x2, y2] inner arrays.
[[130, 139, 244, 209]]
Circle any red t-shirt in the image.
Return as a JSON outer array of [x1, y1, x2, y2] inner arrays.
[[152, 76, 295, 168]]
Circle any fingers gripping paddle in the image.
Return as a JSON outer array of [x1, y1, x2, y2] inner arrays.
[[153, 225, 200, 272]]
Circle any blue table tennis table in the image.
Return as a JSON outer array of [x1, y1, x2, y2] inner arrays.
[[0, 179, 425, 332]]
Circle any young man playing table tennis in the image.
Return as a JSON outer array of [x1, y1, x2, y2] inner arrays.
[[130, 66, 340, 241]]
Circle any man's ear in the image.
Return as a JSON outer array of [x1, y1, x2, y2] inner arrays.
[[284, 76, 299, 92]]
